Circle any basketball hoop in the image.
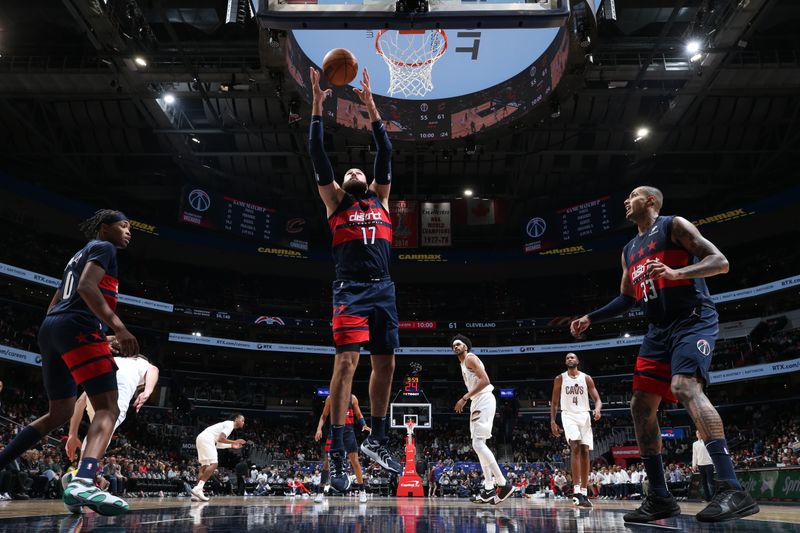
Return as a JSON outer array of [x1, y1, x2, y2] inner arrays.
[[405, 419, 417, 436], [375, 29, 447, 98]]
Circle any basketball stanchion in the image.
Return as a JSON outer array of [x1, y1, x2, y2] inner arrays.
[[396, 419, 424, 497]]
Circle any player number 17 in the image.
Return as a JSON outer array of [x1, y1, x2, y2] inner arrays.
[[640, 279, 658, 302], [360, 226, 376, 245]]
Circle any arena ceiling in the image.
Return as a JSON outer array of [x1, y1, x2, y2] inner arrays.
[[0, 0, 798, 246]]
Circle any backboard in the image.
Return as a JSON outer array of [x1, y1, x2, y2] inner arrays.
[[390, 403, 432, 429], [258, 0, 570, 30]]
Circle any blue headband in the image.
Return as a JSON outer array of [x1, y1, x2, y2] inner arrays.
[[100, 212, 128, 225]]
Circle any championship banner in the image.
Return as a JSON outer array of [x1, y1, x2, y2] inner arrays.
[[420, 202, 451, 247], [390, 200, 419, 249]]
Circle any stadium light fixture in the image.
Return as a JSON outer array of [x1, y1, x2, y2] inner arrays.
[[634, 127, 650, 142], [686, 40, 701, 55], [464, 189, 473, 197], [163, 93, 176, 105], [134, 56, 147, 67], [623, 332, 631, 338], [192, 331, 203, 337]]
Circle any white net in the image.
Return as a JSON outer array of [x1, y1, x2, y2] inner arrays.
[[376, 29, 447, 98]]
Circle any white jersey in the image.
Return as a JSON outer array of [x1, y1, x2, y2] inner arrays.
[[199, 420, 235, 443], [86, 356, 150, 422], [560, 371, 590, 414], [460, 355, 494, 396]]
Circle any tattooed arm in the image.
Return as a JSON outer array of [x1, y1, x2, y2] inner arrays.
[[646, 216, 729, 281]]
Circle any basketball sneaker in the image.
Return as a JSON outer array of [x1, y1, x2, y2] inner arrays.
[[63, 477, 129, 516], [493, 484, 517, 505], [695, 481, 760, 522], [360, 437, 402, 474], [471, 488, 495, 504], [191, 486, 210, 502], [60, 472, 83, 514], [329, 450, 352, 492], [575, 493, 593, 508], [359, 490, 368, 503], [623, 493, 681, 523], [314, 491, 325, 503]]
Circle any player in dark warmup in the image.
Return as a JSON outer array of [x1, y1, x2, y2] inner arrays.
[[570, 186, 759, 523], [315, 394, 371, 503], [308, 66, 402, 492], [0, 210, 138, 515]]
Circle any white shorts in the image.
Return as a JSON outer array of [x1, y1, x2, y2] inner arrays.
[[469, 392, 496, 439], [562, 411, 593, 450], [196, 437, 219, 466]]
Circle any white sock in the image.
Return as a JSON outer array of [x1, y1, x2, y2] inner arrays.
[[472, 437, 506, 487], [195, 480, 205, 490], [574, 484, 580, 495]]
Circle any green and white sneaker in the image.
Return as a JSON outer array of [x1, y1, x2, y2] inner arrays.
[[60, 472, 83, 515], [63, 477, 129, 516]]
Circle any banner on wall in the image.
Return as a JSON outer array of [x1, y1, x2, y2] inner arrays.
[[390, 200, 419, 249], [420, 202, 451, 247]]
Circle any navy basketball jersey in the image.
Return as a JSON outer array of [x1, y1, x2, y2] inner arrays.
[[49, 240, 119, 321], [345, 397, 355, 425], [624, 216, 714, 324], [328, 191, 392, 280]]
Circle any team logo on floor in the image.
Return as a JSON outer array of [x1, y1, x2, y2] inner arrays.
[[696, 339, 711, 356]]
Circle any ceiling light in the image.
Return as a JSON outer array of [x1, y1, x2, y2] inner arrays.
[[134, 56, 147, 67], [634, 127, 650, 142], [690, 52, 703, 63], [464, 189, 473, 197], [686, 40, 701, 55], [163, 93, 176, 105], [191, 136, 201, 144], [623, 332, 631, 338]]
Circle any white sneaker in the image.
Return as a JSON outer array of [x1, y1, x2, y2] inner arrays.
[[314, 492, 325, 503], [359, 490, 368, 503], [191, 487, 210, 502], [302, 493, 309, 499]]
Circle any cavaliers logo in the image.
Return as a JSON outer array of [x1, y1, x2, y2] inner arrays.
[[696, 339, 712, 356], [285, 218, 306, 234]]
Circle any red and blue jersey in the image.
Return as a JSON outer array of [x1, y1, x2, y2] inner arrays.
[[624, 216, 714, 324], [329, 191, 392, 281], [49, 240, 119, 322]]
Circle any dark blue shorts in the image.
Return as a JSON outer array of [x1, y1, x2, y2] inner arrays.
[[634, 305, 719, 403], [324, 428, 359, 454], [332, 279, 399, 354], [37, 314, 118, 401]]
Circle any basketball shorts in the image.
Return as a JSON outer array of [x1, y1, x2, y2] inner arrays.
[[561, 411, 594, 450], [323, 428, 358, 454], [633, 304, 719, 403], [469, 392, 496, 440], [196, 436, 219, 466], [37, 314, 118, 401], [332, 279, 399, 354]]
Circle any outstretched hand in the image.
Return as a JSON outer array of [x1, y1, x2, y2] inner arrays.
[[309, 67, 332, 105], [352, 68, 374, 106], [570, 315, 591, 338]]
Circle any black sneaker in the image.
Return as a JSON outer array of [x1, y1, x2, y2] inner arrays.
[[623, 493, 681, 523], [575, 493, 593, 508], [472, 488, 495, 504], [695, 481, 760, 523], [360, 437, 402, 474], [329, 450, 351, 493], [493, 484, 517, 504]]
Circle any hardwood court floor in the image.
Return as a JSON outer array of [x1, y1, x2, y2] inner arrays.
[[0, 495, 798, 532]]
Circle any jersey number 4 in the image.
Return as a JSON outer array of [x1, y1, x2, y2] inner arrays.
[[573, 396, 579, 406], [360, 226, 376, 245], [640, 279, 658, 302]]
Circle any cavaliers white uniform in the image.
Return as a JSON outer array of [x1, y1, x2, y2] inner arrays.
[[196, 420, 235, 466], [461, 356, 495, 439], [560, 371, 594, 449]]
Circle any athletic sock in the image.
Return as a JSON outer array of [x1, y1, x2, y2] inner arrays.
[[574, 484, 581, 496], [75, 457, 98, 480], [331, 425, 345, 451], [370, 416, 387, 442], [0, 426, 42, 469], [319, 469, 329, 492], [705, 439, 743, 490], [641, 455, 670, 498], [195, 480, 205, 490], [582, 487, 588, 496]]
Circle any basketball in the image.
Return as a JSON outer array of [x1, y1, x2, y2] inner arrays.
[[322, 48, 358, 86]]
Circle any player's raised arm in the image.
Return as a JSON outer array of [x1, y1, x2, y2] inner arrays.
[[645, 216, 729, 281], [570, 251, 636, 338], [354, 69, 392, 209], [550, 375, 562, 437], [308, 67, 344, 216]]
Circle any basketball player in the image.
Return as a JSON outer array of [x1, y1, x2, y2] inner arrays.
[[65, 351, 159, 461], [191, 414, 246, 501], [570, 186, 759, 523], [0, 210, 137, 515], [451, 334, 516, 505], [314, 394, 371, 503], [550, 352, 602, 508], [308, 66, 401, 491]]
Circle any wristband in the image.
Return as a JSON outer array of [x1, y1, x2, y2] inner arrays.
[[358, 418, 367, 428]]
